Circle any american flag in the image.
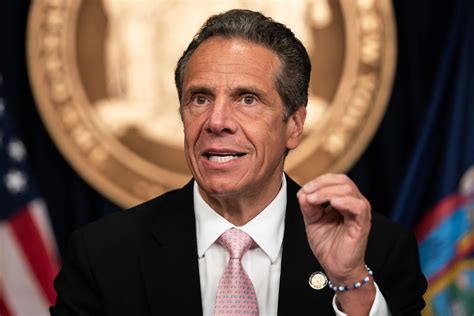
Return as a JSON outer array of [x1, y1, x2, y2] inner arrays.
[[0, 73, 59, 315]]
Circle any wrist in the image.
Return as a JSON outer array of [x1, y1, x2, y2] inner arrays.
[[328, 265, 373, 292], [335, 282, 376, 316], [327, 264, 370, 286], [329, 265, 376, 315]]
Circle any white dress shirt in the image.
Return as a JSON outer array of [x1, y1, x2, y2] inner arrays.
[[194, 176, 390, 316]]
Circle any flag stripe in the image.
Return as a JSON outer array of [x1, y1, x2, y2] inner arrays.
[[0, 294, 12, 316], [30, 199, 59, 264], [0, 221, 13, 316], [1, 222, 50, 315], [9, 206, 58, 305]]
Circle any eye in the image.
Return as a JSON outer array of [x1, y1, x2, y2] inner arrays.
[[240, 95, 257, 106], [192, 95, 209, 105]]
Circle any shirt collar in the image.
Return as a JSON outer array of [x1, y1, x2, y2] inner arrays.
[[194, 175, 287, 263]]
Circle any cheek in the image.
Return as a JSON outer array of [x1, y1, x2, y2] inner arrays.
[[255, 122, 288, 153], [269, 122, 292, 151], [182, 115, 204, 143], [183, 128, 200, 159]]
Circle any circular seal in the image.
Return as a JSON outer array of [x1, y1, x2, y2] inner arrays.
[[309, 271, 328, 290], [27, 0, 396, 207]]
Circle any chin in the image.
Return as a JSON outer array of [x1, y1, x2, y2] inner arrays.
[[199, 178, 244, 197]]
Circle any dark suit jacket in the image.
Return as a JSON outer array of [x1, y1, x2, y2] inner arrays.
[[50, 176, 427, 315]]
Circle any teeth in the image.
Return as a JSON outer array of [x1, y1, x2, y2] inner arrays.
[[208, 155, 238, 163]]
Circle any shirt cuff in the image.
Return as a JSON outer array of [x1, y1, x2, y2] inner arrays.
[[332, 282, 391, 316]]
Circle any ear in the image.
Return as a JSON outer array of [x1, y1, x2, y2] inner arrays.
[[286, 106, 306, 150]]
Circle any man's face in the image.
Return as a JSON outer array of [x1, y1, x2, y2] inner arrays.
[[180, 37, 305, 201]]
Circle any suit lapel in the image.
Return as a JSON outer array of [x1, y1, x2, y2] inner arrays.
[[139, 181, 203, 315], [137, 177, 335, 315], [278, 176, 335, 315]]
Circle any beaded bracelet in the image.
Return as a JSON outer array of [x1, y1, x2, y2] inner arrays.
[[328, 265, 373, 292]]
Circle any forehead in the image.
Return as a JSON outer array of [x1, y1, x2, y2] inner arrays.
[[183, 37, 281, 90]]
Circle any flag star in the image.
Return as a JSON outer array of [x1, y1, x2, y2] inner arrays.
[[4, 169, 28, 194], [8, 139, 27, 162]]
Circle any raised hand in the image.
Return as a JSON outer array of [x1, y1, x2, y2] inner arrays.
[[297, 173, 375, 314]]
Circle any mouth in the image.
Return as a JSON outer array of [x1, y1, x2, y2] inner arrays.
[[203, 152, 246, 163]]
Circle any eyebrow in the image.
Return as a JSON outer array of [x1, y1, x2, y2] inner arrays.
[[230, 86, 266, 97], [185, 85, 265, 95], [185, 86, 215, 97]]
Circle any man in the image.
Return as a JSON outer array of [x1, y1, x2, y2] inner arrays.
[[51, 9, 427, 316]]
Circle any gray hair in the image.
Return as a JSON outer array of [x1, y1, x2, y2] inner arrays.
[[174, 9, 311, 120]]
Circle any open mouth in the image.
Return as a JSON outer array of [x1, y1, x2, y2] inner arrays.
[[203, 152, 246, 163]]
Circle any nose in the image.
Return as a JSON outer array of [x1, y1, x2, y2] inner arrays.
[[205, 98, 237, 135]]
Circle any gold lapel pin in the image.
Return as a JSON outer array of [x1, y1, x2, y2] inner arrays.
[[308, 271, 328, 290]]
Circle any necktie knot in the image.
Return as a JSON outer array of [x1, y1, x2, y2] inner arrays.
[[218, 228, 254, 260]]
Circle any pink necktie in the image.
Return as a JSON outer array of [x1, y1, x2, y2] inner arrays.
[[214, 228, 259, 316]]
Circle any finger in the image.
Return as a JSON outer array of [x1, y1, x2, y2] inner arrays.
[[304, 183, 358, 206], [328, 196, 371, 226], [300, 173, 357, 194], [298, 191, 325, 223]]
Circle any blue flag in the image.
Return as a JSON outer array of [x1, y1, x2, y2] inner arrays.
[[390, 1, 474, 315]]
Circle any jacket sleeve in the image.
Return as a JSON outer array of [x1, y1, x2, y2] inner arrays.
[[50, 230, 102, 316], [376, 228, 428, 315]]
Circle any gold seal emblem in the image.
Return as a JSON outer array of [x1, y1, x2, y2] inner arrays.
[[309, 271, 328, 290], [27, 0, 396, 207]]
